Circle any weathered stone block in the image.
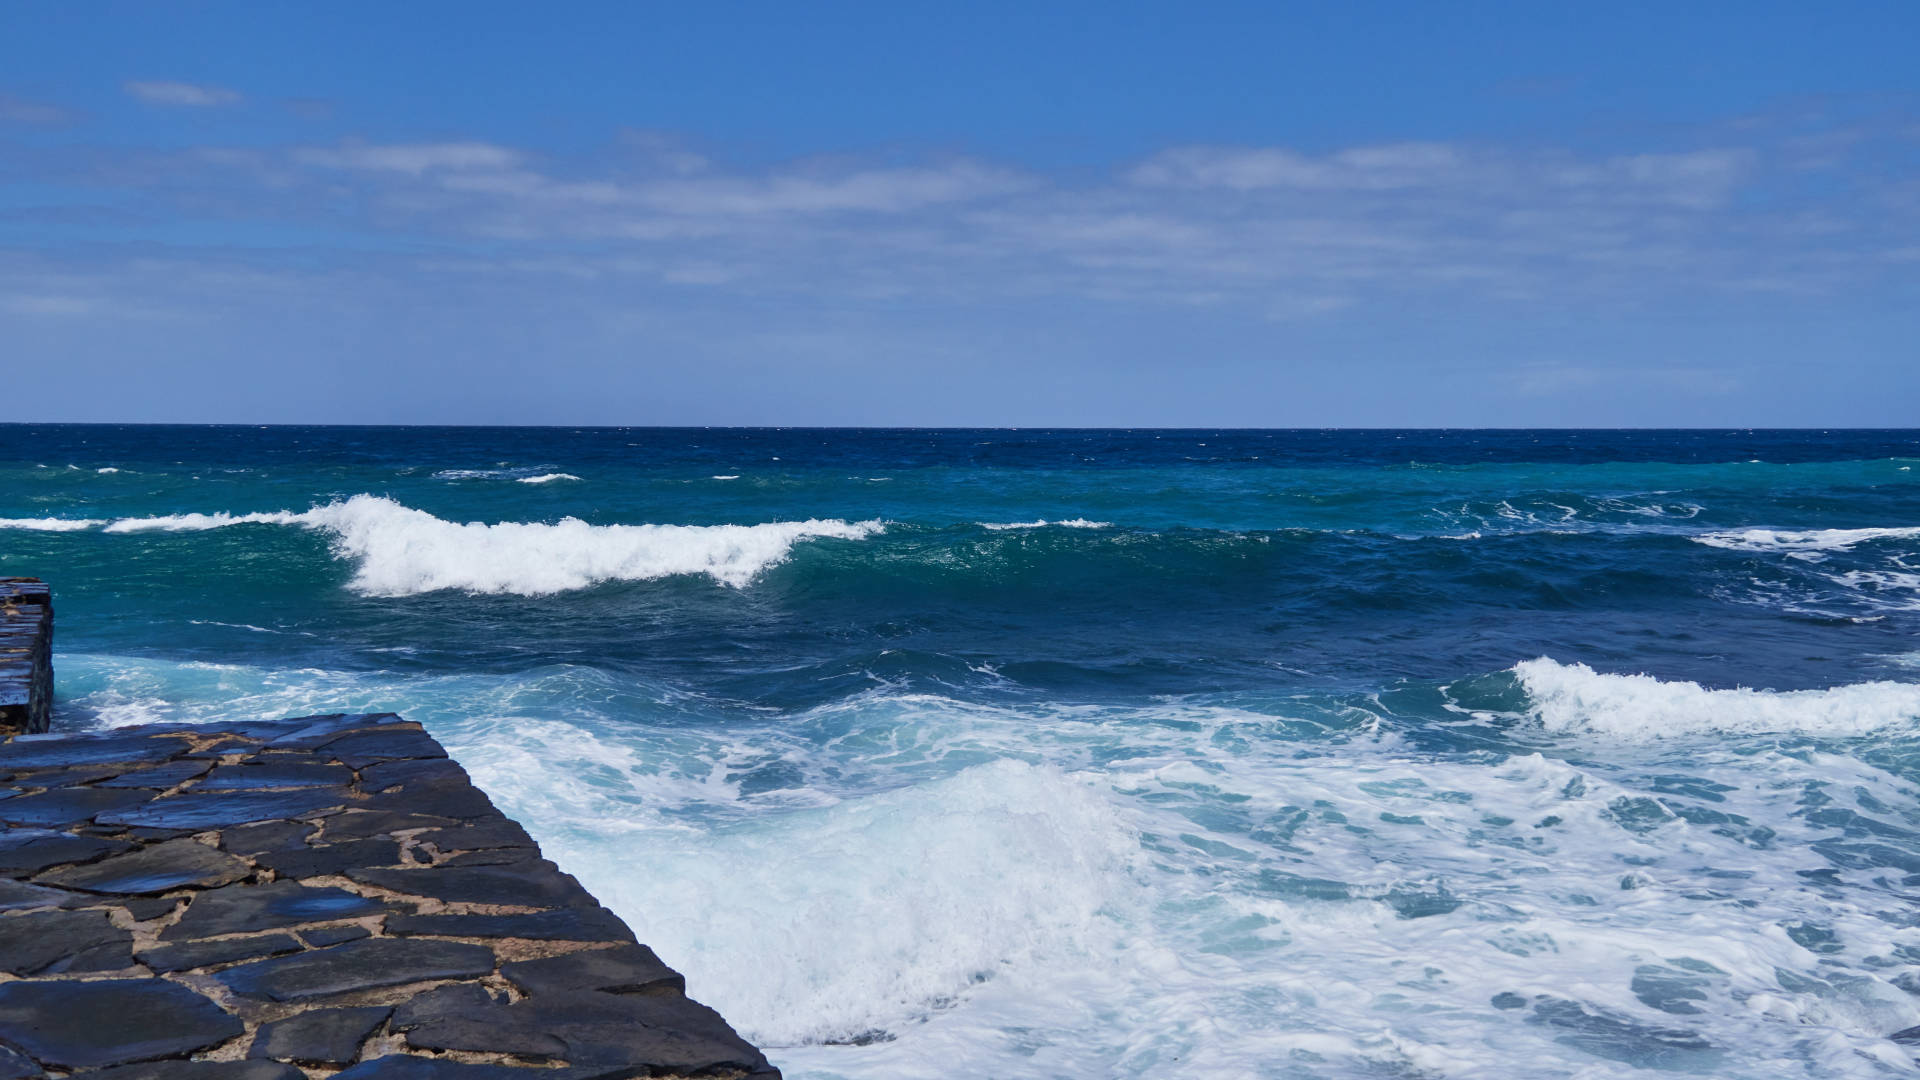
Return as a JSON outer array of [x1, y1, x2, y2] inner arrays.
[[35, 837, 250, 894], [0, 978, 242, 1069], [249, 1005, 392, 1064], [164, 879, 386, 940], [217, 938, 496, 1001]]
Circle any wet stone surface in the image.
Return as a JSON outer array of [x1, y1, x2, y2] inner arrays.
[[0, 714, 778, 1080]]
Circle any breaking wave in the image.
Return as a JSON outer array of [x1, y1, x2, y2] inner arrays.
[[979, 519, 1113, 531], [0, 517, 106, 531], [1514, 657, 1920, 739], [101, 495, 883, 595], [1694, 526, 1920, 554]]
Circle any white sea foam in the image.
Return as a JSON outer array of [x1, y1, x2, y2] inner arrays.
[[980, 519, 1113, 531], [104, 510, 306, 532], [54, 653, 1920, 1078], [712, 475, 740, 480], [103, 495, 881, 594], [0, 517, 105, 531], [96, 467, 120, 474], [517, 473, 581, 484], [1694, 526, 1920, 554], [1515, 657, 1920, 739]]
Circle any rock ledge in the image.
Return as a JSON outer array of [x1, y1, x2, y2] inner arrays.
[[0, 713, 779, 1080]]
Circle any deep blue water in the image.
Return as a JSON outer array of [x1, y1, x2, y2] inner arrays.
[[5, 426, 1920, 1078]]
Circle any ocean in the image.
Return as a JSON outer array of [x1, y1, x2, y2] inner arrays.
[[4, 425, 1920, 1078]]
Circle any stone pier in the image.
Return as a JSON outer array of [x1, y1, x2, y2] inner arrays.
[[0, 713, 781, 1080], [0, 579, 52, 736]]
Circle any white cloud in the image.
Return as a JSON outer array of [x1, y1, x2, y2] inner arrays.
[[124, 80, 242, 107], [0, 94, 75, 125], [294, 140, 521, 174], [9, 111, 1916, 325]]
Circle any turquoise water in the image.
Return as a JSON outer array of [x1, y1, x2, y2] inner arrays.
[[5, 426, 1920, 1078]]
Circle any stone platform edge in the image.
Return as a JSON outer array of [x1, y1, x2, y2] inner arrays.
[[0, 712, 780, 1080], [0, 579, 52, 736]]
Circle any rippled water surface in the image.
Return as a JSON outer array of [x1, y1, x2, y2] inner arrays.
[[5, 426, 1920, 1078]]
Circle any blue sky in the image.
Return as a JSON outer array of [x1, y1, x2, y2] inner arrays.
[[3, 1, 1917, 425]]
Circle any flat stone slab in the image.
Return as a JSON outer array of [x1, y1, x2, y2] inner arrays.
[[499, 944, 685, 997], [138, 933, 305, 974], [198, 762, 355, 790], [0, 786, 154, 826], [36, 838, 250, 894], [249, 1006, 392, 1065], [346, 863, 598, 908], [386, 907, 634, 943], [0, 979, 243, 1069], [97, 788, 349, 830], [0, 828, 133, 876], [218, 938, 498, 1002], [0, 713, 778, 1079], [0, 908, 132, 975], [163, 880, 388, 940], [92, 1063, 304, 1080]]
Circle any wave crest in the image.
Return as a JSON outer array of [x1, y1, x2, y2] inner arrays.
[[106, 495, 882, 595], [0, 517, 106, 531], [1514, 657, 1920, 739], [1694, 526, 1920, 554]]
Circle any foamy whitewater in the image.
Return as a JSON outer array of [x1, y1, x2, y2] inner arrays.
[[8, 426, 1920, 1078]]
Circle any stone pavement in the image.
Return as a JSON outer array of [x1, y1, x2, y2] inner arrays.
[[0, 580, 52, 736], [0, 713, 779, 1080]]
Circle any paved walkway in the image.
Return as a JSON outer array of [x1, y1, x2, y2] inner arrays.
[[0, 713, 778, 1080]]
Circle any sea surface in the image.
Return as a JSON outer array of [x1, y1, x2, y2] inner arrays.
[[5, 426, 1920, 1079]]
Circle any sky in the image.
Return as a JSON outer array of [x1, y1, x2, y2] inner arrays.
[[2, 1, 1918, 426]]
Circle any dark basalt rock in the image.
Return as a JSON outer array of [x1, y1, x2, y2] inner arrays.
[[498, 944, 684, 997], [416, 820, 536, 852], [0, 733, 190, 769], [300, 923, 373, 947], [330, 1057, 547, 1080], [386, 906, 635, 943], [91, 1062, 305, 1080], [357, 757, 469, 792], [406, 990, 770, 1074], [389, 983, 499, 1030], [267, 714, 401, 751], [249, 1005, 392, 1064], [347, 863, 597, 908], [435, 849, 540, 867], [357, 782, 498, 820], [122, 895, 184, 921], [220, 819, 318, 854], [253, 837, 403, 878], [35, 837, 251, 894], [0, 1045, 41, 1080], [1, 763, 123, 788], [316, 728, 446, 769], [0, 978, 243, 1069], [0, 786, 155, 827], [94, 758, 216, 788], [322, 810, 458, 841], [217, 937, 496, 1001], [97, 788, 349, 830], [138, 932, 304, 973], [199, 762, 356, 790], [0, 877, 84, 911], [0, 908, 132, 975], [163, 879, 386, 940], [0, 709, 779, 1079]]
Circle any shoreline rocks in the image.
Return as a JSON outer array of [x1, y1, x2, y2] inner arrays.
[[0, 579, 51, 735], [0, 713, 780, 1079]]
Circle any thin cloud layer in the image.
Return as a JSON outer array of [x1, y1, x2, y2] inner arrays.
[[5, 97, 1917, 347], [124, 80, 242, 107]]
